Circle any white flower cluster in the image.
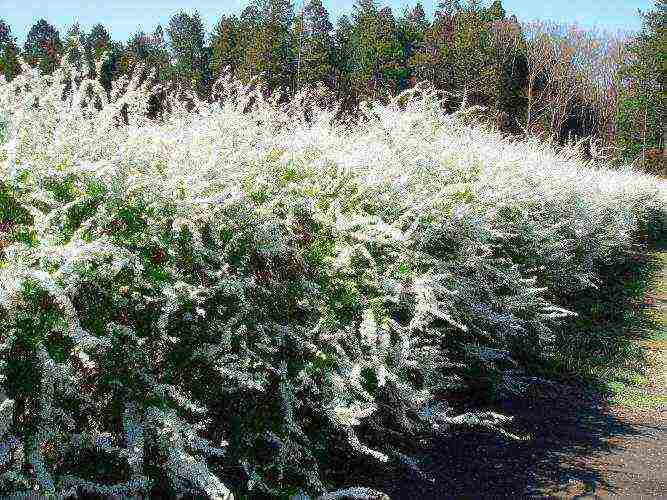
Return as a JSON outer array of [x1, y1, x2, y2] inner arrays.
[[0, 53, 664, 499]]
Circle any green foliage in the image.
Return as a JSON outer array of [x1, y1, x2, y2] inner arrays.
[[616, 0, 666, 171], [63, 22, 86, 72], [237, 0, 296, 96], [0, 20, 21, 82], [349, 1, 408, 102], [534, 245, 666, 405], [211, 14, 241, 80], [167, 10, 211, 97], [291, 0, 335, 92], [410, 0, 523, 119], [84, 23, 123, 91], [23, 19, 63, 75], [332, 14, 357, 109], [398, 3, 428, 80], [120, 27, 171, 87]]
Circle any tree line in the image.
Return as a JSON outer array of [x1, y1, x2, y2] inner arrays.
[[0, 0, 664, 173]]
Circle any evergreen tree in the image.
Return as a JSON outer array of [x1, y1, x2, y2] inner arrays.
[[378, 6, 411, 94], [116, 28, 171, 119], [211, 14, 240, 80], [489, 15, 527, 131], [237, 0, 295, 98], [85, 24, 122, 90], [485, 0, 507, 22], [235, 5, 261, 70], [292, 0, 335, 92], [411, 1, 507, 112], [411, 5, 457, 93], [64, 22, 86, 71], [120, 27, 170, 83], [332, 14, 356, 110], [0, 19, 20, 81], [167, 11, 210, 96], [616, 0, 666, 171], [24, 19, 63, 74], [0, 20, 11, 46], [87, 23, 112, 53], [448, 1, 497, 107], [349, 0, 380, 100], [349, 1, 407, 102], [399, 3, 430, 87], [436, 0, 462, 17]]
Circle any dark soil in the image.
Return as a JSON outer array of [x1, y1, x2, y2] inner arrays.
[[366, 381, 666, 499]]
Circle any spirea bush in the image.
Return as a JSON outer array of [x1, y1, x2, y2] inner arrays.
[[0, 56, 664, 499]]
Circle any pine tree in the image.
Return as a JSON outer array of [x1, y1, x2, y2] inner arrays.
[[475, 0, 520, 127], [0, 20, 10, 47], [377, 6, 411, 95], [167, 11, 210, 96], [399, 3, 430, 87], [85, 24, 122, 90], [616, 0, 666, 172], [24, 19, 63, 74], [120, 27, 170, 83], [489, 14, 527, 131], [485, 0, 507, 22], [436, 0, 462, 17], [332, 14, 356, 110], [413, 2, 498, 110], [64, 22, 86, 71], [0, 19, 20, 81], [411, 6, 457, 94], [211, 14, 240, 80], [292, 0, 335, 92], [350, 0, 379, 101], [153, 24, 166, 49], [349, 1, 407, 103], [86, 23, 111, 53], [449, 1, 497, 107], [237, 0, 295, 98]]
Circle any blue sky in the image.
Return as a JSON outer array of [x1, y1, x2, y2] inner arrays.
[[0, 0, 654, 45]]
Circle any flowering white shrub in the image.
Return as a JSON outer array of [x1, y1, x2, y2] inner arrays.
[[0, 55, 664, 499]]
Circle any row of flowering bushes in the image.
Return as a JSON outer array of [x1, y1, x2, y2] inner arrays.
[[0, 57, 664, 499]]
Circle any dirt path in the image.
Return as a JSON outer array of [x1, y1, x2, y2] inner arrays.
[[541, 251, 667, 498], [371, 248, 666, 499], [538, 359, 666, 498]]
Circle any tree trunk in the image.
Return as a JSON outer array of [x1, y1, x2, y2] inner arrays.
[[526, 76, 533, 135]]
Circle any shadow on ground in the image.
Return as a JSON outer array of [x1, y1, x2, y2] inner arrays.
[[354, 236, 667, 499], [363, 386, 663, 499]]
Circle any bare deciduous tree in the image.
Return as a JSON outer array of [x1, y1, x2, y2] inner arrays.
[[581, 32, 630, 147], [522, 21, 631, 152]]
